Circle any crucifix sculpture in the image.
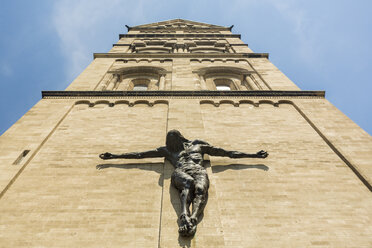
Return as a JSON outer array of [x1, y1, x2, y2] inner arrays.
[[99, 130, 268, 237]]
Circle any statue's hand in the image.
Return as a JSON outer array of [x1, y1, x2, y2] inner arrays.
[[99, 152, 113, 160], [256, 150, 268, 158]]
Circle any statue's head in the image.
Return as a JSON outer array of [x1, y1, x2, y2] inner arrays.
[[166, 130, 189, 152]]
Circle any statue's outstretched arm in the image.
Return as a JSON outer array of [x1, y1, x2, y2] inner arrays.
[[99, 146, 167, 160], [201, 145, 268, 159]]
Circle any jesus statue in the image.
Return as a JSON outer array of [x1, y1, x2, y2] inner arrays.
[[99, 129, 268, 237]]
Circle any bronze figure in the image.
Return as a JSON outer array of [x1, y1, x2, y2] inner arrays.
[[99, 130, 268, 237]]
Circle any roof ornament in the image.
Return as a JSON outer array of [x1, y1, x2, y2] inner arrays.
[[125, 25, 132, 31]]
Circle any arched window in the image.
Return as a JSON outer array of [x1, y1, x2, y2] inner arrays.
[[193, 66, 251, 91], [99, 66, 168, 91], [190, 47, 225, 53], [136, 47, 171, 54]]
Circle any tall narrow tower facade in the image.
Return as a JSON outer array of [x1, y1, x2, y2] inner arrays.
[[0, 19, 371, 247]]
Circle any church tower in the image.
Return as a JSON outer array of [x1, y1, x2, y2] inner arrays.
[[0, 19, 371, 247]]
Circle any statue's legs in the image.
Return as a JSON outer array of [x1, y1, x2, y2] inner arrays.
[[190, 173, 209, 227], [171, 169, 195, 236]]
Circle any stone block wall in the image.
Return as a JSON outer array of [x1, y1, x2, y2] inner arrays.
[[0, 97, 371, 247], [1, 19, 371, 247]]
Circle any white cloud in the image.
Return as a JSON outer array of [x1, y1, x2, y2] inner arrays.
[[52, 0, 147, 85], [268, 0, 322, 65]]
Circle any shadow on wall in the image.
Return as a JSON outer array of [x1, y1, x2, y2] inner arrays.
[[211, 163, 269, 173], [96, 163, 166, 186], [96, 162, 269, 248]]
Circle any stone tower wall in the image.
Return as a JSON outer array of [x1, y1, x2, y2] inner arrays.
[[0, 19, 371, 247]]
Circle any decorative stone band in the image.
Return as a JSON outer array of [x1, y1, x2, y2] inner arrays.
[[93, 53, 269, 59], [42, 90, 325, 98], [119, 33, 242, 39], [113, 44, 249, 47]]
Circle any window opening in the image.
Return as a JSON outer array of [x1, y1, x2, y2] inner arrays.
[[216, 85, 231, 91], [214, 78, 234, 90], [133, 85, 148, 91], [13, 150, 30, 165]]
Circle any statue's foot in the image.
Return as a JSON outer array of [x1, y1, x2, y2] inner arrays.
[[190, 216, 198, 226], [178, 214, 194, 237], [183, 216, 197, 236], [187, 223, 197, 236]]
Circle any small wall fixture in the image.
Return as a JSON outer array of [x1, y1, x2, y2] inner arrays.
[[13, 150, 30, 165]]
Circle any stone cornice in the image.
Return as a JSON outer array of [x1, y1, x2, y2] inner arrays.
[[129, 27, 231, 31], [93, 53, 269, 59], [42, 90, 325, 99], [112, 43, 249, 47], [119, 34, 241, 39]]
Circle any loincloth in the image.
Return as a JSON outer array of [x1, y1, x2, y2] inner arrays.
[[172, 163, 209, 189]]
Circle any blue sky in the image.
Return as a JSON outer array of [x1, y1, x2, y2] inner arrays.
[[0, 0, 371, 135]]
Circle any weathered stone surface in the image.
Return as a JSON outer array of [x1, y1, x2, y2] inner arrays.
[[0, 19, 371, 247], [0, 103, 168, 247]]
